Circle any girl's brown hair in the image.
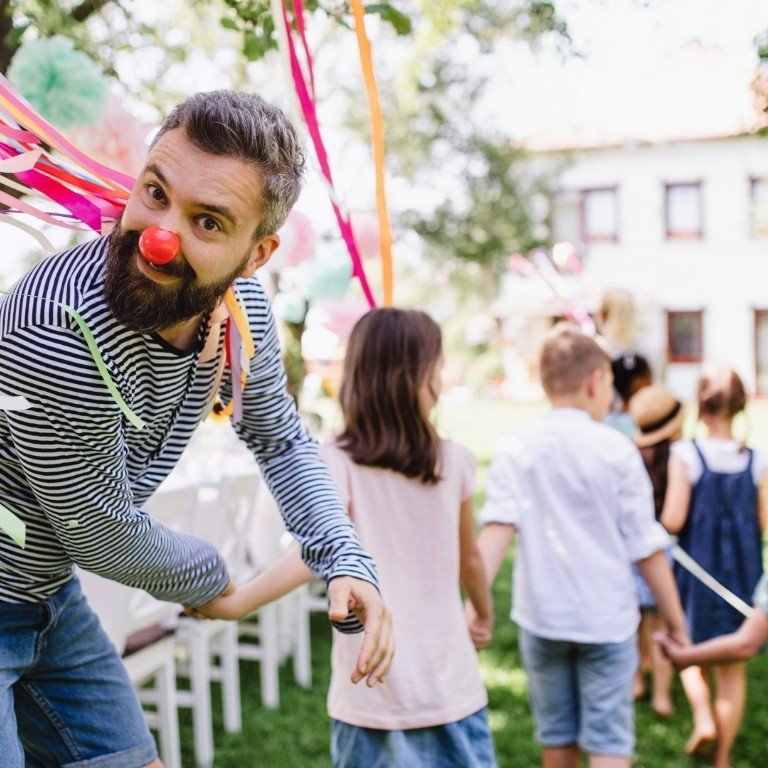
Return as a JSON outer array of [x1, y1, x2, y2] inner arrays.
[[337, 308, 443, 484], [697, 362, 747, 419]]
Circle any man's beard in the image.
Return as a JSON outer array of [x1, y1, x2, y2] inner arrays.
[[104, 226, 249, 334]]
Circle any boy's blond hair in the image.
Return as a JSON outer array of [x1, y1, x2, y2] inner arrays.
[[539, 323, 610, 398]]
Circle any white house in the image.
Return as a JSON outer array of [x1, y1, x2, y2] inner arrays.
[[536, 133, 768, 398]]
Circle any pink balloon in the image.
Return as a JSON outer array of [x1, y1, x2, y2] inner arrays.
[[350, 212, 380, 261], [313, 298, 369, 340], [279, 211, 316, 267]]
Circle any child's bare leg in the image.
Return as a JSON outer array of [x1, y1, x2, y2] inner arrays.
[[543, 744, 579, 768], [712, 662, 746, 768], [634, 612, 651, 699], [589, 755, 631, 768], [680, 665, 716, 755], [649, 612, 674, 716]]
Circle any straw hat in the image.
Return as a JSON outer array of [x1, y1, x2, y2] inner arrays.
[[628, 385, 685, 448]]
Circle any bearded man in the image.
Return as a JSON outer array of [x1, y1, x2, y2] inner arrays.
[[0, 91, 392, 768]]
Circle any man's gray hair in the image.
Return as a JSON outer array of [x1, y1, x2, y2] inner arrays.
[[154, 90, 305, 241]]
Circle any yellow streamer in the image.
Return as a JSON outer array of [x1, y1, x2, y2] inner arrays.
[[350, 0, 394, 306]]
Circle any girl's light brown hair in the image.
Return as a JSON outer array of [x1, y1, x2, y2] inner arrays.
[[697, 362, 747, 418], [337, 308, 443, 484]]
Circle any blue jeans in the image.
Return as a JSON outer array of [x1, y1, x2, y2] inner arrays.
[[0, 577, 158, 767], [331, 707, 497, 768], [518, 628, 637, 758]]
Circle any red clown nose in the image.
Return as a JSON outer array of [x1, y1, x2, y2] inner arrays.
[[138, 227, 180, 265]]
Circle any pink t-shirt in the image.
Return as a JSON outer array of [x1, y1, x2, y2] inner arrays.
[[321, 439, 488, 730]]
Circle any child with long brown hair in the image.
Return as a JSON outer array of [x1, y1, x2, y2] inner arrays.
[[661, 363, 768, 768], [204, 308, 497, 767]]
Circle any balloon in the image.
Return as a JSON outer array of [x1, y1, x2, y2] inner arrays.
[[300, 247, 352, 302], [139, 227, 179, 265], [306, 298, 368, 340], [272, 292, 307, 325], [350, 212, 380, 261], [278, 211, 316, 268]]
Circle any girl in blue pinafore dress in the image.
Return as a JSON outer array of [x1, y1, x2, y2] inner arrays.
[[662, 364, 767, 768]]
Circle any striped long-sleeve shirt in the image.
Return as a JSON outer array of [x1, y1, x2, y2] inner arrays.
[[0, 235, 377, 628]]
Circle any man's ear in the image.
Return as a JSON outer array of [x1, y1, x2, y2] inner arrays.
[[240, 233, 280, 279]]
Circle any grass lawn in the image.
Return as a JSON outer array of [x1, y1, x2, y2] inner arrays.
[[181, 398, 768, 767]]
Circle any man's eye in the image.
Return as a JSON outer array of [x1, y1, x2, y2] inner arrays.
[[200, 217, 220, 232], [148, 184, 165, 201]]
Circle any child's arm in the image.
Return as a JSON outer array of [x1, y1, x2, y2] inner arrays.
[[459, 498, 494, 649], [192, 545, 314, 620], [476, 522, 516, 584], [655, 608, 768, 667], [636, 549, 689, 644], [758, 471, 768, 533], [659, 453, 692, 533]]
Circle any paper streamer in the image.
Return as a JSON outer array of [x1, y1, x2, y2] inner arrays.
[[216, 287, 256, 423], [0, 290, 145, 431], [277, 0, 377, 307], [671, 543, 753, 618], [0, 501, 25, 548], [0, 72, 131, 238], [350, 0, 394, 306]]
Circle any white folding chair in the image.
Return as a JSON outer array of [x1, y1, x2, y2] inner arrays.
[[238, 490, 314, 707], [143, 481, 244, 768], [77, 570, 181, 768]]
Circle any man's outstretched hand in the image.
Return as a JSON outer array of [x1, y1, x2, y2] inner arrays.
[[327, 576, 394, 687]]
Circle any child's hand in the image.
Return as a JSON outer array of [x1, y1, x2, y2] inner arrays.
[[465, 601, 493, 650], [653, 631, 691, 669], [184, 580, 245, 621]]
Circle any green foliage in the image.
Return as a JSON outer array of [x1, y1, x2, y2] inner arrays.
[[218, 0, 410, 61]]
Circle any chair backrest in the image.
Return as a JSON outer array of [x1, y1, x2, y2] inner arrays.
[[195, 466, 266, 580]]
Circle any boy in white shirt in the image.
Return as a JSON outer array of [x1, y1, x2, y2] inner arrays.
[[469, 324, 688, 768]]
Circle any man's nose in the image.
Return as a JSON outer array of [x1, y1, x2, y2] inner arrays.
[[139, 227, 181, 265]]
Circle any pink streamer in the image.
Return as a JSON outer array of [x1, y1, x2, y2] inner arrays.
[[279, 1, 376, 307], [0, 188, 87, 230], [227, 319, 244, 423], [0, 74, 134, 192], [290, 0, 316, 97]]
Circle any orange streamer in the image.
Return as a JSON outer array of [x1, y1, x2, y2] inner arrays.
[[350, 0, 394, 306]]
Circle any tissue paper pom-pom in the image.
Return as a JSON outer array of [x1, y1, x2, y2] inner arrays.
[[8, 36, 109, 130], [69, 96, 150, 176]]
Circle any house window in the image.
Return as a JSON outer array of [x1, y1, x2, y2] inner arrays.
[[550, 189, 581, 244], [667, 311, 703, 363], [550, 187, 619, 244], [750, 178, 768, 236], [581, 187, 618, 242], [665, 182, 703, 239], [755, 310, 768, 395]]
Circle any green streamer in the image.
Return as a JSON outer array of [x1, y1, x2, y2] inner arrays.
[[0, 500, 25, 548]]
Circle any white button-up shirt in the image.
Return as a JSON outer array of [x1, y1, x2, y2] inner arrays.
[[481, 407, 670, 643]]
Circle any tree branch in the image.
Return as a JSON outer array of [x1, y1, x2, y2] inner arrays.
[[71, 0, 114, 24]]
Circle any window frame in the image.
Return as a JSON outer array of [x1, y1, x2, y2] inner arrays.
[[666, 310, 704, 363], [749, 177, 768, 237], [664, 181, 704, 240], [580, 186, 619, 243]]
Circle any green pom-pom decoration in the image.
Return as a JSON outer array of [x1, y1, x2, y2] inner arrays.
[[8, 36, 109, 130]]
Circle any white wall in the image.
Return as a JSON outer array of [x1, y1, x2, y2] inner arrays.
[[550, 135, 768, 393]]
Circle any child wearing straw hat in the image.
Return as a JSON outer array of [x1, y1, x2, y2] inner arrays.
[[628, 385, 686, 717], [660, 363, 768, 768]]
